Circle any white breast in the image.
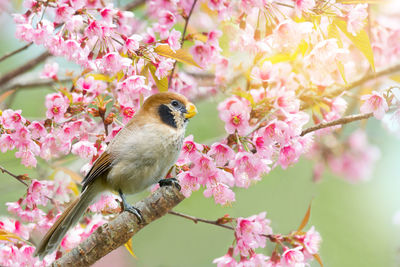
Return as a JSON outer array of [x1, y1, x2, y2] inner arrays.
[[106, 123, 185, 195]]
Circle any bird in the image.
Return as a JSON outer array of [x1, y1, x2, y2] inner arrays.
[[34, 92, 197, 259]]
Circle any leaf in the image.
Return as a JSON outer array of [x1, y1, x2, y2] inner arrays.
[[336, 60, 347, 84], [233, 89, 255, 107], [124, 238, 137, 259], [148, 64, 169, 92], [0, 229, 25, 243], [334, 19, 375, 72], [390, 75, 400, 83], [297, 201, 312, 232], [314, 253, 324, 267], [86, 73, 113, 83], [154, 44, 201, 68], [0, 90, 15, 103]]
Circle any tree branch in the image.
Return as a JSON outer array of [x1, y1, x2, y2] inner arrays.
[[168, 0, 199, 87], [300, 112, 373, 136], [52, 186, 185, 267], [0, 78, 72, 94], [0, 51, 51, 87], [0, 43, 33, 63], [0, 165, 29, 187]]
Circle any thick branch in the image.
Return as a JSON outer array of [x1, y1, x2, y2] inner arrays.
[[0, 43, 33, 63], [52, 186, 185, 267], [0, 51, 51, 87], [300, 112, 373, 136]]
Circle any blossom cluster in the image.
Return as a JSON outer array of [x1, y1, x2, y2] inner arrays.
[[0, 0, 399, 266], [213, 212, 322, 267]]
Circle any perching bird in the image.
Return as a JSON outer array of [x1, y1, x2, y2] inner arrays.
[[34, 92, 197, 259]]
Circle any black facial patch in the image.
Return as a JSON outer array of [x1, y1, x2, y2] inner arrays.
[[158, 104, 177, 128]]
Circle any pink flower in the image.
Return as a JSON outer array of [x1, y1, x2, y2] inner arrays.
[[27, 121, 46, 139], [234, 212, 272, 256], [71, 140, 97, 160], [158, 10, 176, 29], [89, 193, 119, 212], [304, 39, 347, 86], [190, 41, 213, 67], [15, 149, 37, 167], [120, 105, 135, 124], [22, 179, 54, 209], [98, 52, 132, 74], [295, 0, 315, 16], [203, 182, 235, 205], [0, 218, 32, 240], [116, 75, 150, 106], [54, 4, 74, 23], [45, 93, 69, 123], [124, 34, 143, 53], [0, 134, 15, 153], [208, 142, 235, 166], [213, 247, 237, 267], [232, 152, 270, 188], [168, 29, 182, 51], [6, 202, 46, 222], [301, 226, 322, 258], [177, 171, 200, 198], [179, 135, 204, 163], [219, 101, 251, 136], [281, 247, 305, 267], [1, 109, 25, 129], [278, 141, 303, 169], [40, 62, 59, 80], [360, 91, 388, 119], [191, 154, 218, 180], [155, 58, 174, 79], [346, 4, 368, 35]]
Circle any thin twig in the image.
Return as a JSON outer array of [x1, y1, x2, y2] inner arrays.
[[300, 112, 373, 136], [0, 78, 72, 94], [0, 51, 51, 87], [0, 43, 33, 63], [168, 0, 199, 87], [168, 210, 276, 241], [0, 165, 29, 187], [168, 210, 235, 231]]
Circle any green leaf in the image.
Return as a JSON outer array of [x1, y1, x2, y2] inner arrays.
[[148, 64, 169, 92], [334, 19, 375, 72], [313, 253, 324, 267], [124, 238, 137, 259], [154, 44, 201, 68], [233, 89, 255, 107], [297, 201, 312, 232], [86, 73, 113, 82]]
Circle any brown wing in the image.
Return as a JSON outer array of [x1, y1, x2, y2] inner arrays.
[[81, 151, 112, 192]]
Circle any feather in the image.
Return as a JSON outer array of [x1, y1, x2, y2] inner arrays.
[[81, 151, 112, 192]]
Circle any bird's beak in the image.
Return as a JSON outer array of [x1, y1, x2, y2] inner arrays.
[[185, 102, 197, 119]]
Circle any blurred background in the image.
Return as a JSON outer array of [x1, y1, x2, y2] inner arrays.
[[1, 5, 400, 267]]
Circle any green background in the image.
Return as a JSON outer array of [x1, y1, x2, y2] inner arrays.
[[0, 16, 400, 267]]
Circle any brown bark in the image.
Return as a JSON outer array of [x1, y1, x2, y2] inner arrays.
[[51, 186, 185, 267]]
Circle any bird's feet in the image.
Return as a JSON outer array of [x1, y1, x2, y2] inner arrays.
[[158, 177, 181, 191], [118, 190, 143, 223]]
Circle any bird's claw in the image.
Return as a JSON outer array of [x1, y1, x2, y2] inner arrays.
[[159, 177, 181, 191], [118, 189, 143, 223], [123, 204, 143, 223]]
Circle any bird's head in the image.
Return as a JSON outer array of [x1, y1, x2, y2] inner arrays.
[[140, 92, 197, 129]]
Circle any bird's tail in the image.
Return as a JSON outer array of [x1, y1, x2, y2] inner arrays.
[[34, 181, 103, 259]]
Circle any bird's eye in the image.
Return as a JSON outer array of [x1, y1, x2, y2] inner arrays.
[[171, 100, 180, 107]]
